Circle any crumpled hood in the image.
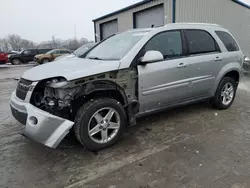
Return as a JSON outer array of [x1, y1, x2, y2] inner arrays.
[[22, 57, 121, 81]]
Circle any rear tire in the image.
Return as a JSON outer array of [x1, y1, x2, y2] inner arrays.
[[74, 98, 127, 151], [11, 59, 22, 65], [211, 77, 237, 110]]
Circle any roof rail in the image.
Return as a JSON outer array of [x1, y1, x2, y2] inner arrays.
[[166, 22, 222, 28]]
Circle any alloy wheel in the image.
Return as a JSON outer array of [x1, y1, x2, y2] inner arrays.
[[88, 107, 120, 144], [12, 59, 21, 65], [221, 82, 235, 105]]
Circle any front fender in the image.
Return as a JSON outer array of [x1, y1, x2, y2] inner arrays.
[[75, 80, 129, 105]]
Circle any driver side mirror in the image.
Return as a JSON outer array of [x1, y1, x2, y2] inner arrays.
[[140, 50, 164, 65]]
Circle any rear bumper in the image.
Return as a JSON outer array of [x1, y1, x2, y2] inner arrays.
[[10, 91, 74, 148]]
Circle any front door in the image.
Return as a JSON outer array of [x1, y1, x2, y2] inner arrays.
[[51, 50, 61, 60], [137, 30, 190, 112]]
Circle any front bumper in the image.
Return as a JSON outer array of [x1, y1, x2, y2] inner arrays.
[[10, 91, 74, 148], [33, 57, 40, 63]]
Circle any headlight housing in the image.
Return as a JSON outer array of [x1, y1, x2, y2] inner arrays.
[[47, 78, 68, 88]]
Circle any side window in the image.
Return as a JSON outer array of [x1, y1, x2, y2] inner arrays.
[[61, 50, 70, 54], [52, 50, 59, 54], [23, 50, 31, 55], [38, 49, 48, 54], [215, 31, 239, 52], [185, 30, 219, 55], [30, 50, 37, 55], [143, 31, 183, 59]]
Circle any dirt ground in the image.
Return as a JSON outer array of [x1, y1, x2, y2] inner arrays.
[[1, 66, 250, 188]]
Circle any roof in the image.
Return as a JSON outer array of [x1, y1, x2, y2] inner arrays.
[[126, 23, 225, 33], [232, 0, 250, 9], [166, 23, 222, 28], [93, 0, 153, 22]]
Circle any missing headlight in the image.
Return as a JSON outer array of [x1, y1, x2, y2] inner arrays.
[[47, 78, 68, 88]]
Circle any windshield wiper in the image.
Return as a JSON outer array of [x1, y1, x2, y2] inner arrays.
[[88, 56, 103, 60]]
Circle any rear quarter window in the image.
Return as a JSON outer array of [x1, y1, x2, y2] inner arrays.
[[215, 31, 239, 52]]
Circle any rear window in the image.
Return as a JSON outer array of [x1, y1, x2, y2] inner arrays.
[[215, 31, 239, 52], [185, 30, 219, 55]]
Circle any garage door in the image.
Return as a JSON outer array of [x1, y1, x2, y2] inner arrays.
[[134, 5, 164, 28], [100, 19, 118, 40]]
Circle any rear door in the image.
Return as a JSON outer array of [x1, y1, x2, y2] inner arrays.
[[21, 50, 37, 63], [183, 29, 222, 98], [137, 30, 190, 112]]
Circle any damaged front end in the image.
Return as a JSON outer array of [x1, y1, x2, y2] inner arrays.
[[30, 77, 79, 121], [11, 68, 139, 148], [30, 68, 140, 131]]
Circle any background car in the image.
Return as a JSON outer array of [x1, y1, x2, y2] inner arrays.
[[54, 43, 96, 61], [34, 49, 71, 64], [0, 51, 8, 64], [9, 49, 52, 65], [243, 56, 250, 73]]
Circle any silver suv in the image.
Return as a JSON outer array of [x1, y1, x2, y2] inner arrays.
[[10, 23, 243, 151]]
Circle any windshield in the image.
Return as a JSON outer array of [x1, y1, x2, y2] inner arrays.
[[45, 49, 55, 54], [85, 30, 149, 60], [74, 43, 95, 56]]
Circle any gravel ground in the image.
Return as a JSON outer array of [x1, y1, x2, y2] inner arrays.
[[0, 66, 250, 188]]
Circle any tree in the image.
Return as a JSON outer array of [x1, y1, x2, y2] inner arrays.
[[0, 34, 92, 52], [0, 38, 11, 51], [7, 34, 23, 51]]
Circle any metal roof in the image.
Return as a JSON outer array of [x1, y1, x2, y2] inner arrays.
[[93, 0, 153, 22]]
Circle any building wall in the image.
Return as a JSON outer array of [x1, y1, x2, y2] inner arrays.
[[175, 0, 250, 56], [94, 0, 172, 42]]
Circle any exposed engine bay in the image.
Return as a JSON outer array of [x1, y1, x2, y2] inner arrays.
[[30, 68, 139, 123]]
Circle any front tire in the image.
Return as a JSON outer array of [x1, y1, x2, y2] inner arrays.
[[211, 77, 237, 110], [74, 98, 127, 151], [11, 59, 22, 65], [41, 58, 49, 64]]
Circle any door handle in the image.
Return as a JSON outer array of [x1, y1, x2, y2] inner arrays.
[[177, 63, 187, 68], [215, 57, 222, 61]]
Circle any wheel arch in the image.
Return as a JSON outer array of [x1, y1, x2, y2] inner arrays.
[[71, 80, 129, 118], [213, 63, 241, 95], [74, 80, 128, 104]]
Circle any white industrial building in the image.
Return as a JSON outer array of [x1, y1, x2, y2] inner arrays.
[[93, 0, 250, 56]]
